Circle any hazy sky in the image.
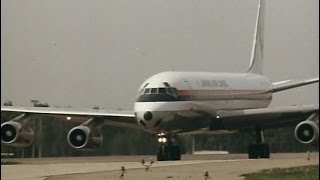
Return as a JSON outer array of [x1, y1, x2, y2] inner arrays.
[[1, 0, 318, 110]]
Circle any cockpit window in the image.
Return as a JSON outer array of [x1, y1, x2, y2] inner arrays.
[[150, 88, 158, 94], [172, 88, 178, 94], [144, 88, 151, 94], [140, 87, 177, 96], [166, 88, 174, 95], [137, 86, 179, 102], [158, 88, 166, 94]]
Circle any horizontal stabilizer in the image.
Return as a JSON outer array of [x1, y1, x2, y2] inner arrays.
[[272, 78, 319, 93]]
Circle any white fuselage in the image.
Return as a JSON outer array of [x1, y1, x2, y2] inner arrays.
[[134, 71, 273, 134]]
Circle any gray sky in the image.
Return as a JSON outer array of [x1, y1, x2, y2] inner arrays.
[[1, 0, 318, 110]]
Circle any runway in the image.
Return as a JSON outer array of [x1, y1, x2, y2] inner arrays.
[[1, 153, 319, 180]]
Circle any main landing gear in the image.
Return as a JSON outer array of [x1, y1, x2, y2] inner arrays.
[[248, 128, 270, 159], [157, 134, 181, 161]]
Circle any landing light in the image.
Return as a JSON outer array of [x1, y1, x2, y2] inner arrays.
[[66, 117, 72, 120], [216, 115, 220, 119], [158, 137, 167, 143]]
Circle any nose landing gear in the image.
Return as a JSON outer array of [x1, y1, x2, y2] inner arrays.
[[157, 134, 181, 161]]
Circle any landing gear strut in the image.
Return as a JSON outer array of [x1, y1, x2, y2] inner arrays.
[[157, 135, 181, 161], [248, 128, 270, 159]]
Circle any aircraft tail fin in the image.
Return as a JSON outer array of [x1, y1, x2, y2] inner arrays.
[[247, 0, 265, 75]]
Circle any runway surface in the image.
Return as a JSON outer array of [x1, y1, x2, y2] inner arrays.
[[1, 153, 319, 180]]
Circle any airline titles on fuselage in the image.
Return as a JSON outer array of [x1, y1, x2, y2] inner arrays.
[[198, 80, 230, 88]]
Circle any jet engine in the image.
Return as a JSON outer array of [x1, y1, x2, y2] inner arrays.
[[1, 120, 34, 147], [67, 125, 103, 150], [294, 120, 319, 144]]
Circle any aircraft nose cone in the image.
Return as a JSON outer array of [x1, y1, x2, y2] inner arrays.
[[143, 111, 153, 121]]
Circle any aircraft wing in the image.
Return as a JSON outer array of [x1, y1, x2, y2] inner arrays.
[[1, 106, 139, 129], [215, 105, 319, 131]]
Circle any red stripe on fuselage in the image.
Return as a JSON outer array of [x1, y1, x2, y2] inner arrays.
[[177, 90, 192, 96]]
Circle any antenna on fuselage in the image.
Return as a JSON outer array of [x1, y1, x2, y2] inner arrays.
[[247, 0, 265, 75]]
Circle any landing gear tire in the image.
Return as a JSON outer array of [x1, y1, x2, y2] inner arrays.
[[259, 144, 270, 158], [248, 143, 270, 159], [248, 128, 270, 159], [157, 144, 181, 161], [248, 144, 259, 159], [171, 145, 181, 160]]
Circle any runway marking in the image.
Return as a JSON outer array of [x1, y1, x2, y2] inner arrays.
[[2, 159, 255, 180]]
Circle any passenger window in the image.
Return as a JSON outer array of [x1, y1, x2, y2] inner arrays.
[[151, 88, 158, 94], [144, 88, 151, 94], [158, 88, 166, 94]]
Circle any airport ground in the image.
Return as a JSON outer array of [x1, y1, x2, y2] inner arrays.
[[1, 153, 319, 180]]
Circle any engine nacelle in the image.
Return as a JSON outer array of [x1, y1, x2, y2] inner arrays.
[[67, 125, 103, 150], [294, 120, 319, 144], [1, 121, 34, 147]]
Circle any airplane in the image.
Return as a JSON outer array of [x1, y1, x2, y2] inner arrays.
[[1, 0, 319, 161]]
